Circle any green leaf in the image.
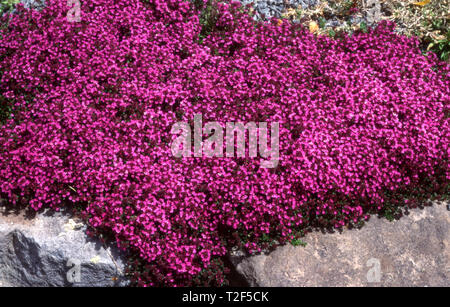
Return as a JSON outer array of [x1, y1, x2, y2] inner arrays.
[[318, 17, 326, 29], [360, 22, 368, 33], [328, 29, 336, 38]]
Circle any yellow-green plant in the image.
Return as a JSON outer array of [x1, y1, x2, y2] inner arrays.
[[384, 0, 449, 61], [1, 0, 20, 14]]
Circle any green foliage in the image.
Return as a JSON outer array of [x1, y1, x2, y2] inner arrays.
[[380, 204, 399, 222], [1, 0, 19, 15], [328, 28, 336, 38], [291, 238, 307, 247], [318, 17, 326, 29], [195, 0, 219, 43], [426, 24, 450, 62], [0, 95, 13, 125], [388, 0, 450, 63], [290, 229, 307, 247], [360, 21, 368, 33]]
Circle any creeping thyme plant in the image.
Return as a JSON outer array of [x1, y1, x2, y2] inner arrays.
[[0, 0, 448, 286]]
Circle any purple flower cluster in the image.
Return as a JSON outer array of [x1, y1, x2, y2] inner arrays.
[[0, 0, 448, 286]]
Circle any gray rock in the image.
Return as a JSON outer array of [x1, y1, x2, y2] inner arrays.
[[20, 0, 45, 10], [232, 202, 450, 286], [240, 0, 318, 20], [0, 208, 129, 287], [325, 18, 342, 28], [291, 0, 318, 9]]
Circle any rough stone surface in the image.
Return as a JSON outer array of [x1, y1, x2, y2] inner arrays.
[[0, 207, 129, 287], [20, 0, 45, 10], [240, 0, 319, 20], [232, 203, 450, 287]]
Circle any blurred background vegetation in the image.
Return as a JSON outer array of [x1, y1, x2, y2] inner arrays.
[[0, 0, 19, 15]]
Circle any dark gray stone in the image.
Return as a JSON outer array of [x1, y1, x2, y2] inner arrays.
[[0, 208, 129, 287]]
